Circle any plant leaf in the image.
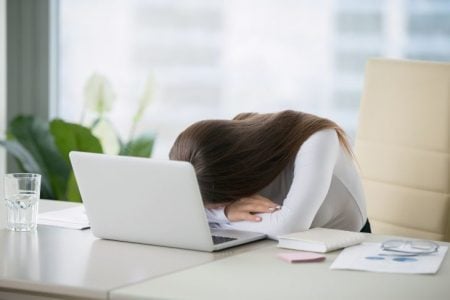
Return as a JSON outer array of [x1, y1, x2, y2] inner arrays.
[[50, 119, 103, 164], [0, 139, 41, 173], [120, 133, 155, 158], [8, 116, 70, 200], [66, 171, 82, 202], [50, 119, 103, 203], [0, 139, 53, 198]]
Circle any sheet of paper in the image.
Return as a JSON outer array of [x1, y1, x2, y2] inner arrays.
[[330, 242, 448, 274], [38, 205, 90, 230]]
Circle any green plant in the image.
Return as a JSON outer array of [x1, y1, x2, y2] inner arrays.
[[0, 73, 155, 202]]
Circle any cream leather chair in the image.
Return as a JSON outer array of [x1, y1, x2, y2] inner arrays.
[[355, 58, 450, 242]]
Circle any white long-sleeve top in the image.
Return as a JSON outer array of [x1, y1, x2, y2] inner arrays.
[[205, 129, 367, 240]]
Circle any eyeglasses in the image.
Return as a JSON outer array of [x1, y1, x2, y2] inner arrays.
[[380, 239, 439, 256]]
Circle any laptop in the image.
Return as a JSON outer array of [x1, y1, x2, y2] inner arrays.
[[69, 151, 266, 252]]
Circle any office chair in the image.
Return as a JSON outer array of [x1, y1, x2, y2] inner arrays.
[[355, 58, 450, 242]]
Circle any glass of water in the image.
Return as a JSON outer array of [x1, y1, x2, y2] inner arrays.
[[4, 173, 41, 231]]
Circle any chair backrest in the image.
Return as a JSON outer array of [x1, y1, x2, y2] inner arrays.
[[355, 58, 450, 241]]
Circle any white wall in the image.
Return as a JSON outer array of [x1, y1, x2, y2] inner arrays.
[[0, 0, 6, 228]]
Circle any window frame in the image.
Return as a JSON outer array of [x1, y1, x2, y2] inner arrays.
[[6, 0, 59, 171]]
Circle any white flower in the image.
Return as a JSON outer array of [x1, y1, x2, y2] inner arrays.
[[92, 119, 121, 155], [133, 74, 155, 124], [83, 73, 116, 116]]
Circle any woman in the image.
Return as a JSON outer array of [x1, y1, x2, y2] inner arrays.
[[169, 110, 369, 239]]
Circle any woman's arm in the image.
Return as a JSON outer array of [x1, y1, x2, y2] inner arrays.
[[205, 195, 279, 224], [205, 208, 229, 224], [226, 129, 340, 239]]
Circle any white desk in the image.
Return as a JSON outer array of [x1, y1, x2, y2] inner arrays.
[[111, 238, 450, 300], [1, 200, 449, 300], [0, 200, 270, 300]]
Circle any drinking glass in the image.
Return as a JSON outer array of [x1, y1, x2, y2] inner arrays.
[[380, 239, 439, 256], [4, 173, 41, 231]]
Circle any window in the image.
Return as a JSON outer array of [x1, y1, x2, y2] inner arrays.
[[0, 0, 6, 181], [58, 0, 450, 158]]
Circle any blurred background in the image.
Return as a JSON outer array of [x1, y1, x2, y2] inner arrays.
[[3, 0, 450, 160], [58, 0, 450, 157]]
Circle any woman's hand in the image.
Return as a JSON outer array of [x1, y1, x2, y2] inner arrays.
[[224, 195, 280, 222]]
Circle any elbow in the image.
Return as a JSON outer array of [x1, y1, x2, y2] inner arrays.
[[265, 222, 303, 240], [263, 211, 309, 240]]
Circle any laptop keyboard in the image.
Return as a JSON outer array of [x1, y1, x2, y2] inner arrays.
[[212, 235, 237, 245]]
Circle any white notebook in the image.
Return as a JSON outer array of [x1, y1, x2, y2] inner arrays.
[[277, 228, 366, 253]]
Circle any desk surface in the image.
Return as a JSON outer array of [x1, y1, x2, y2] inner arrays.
[[1, 200, 450, 300], [0, 200, 270, 299], [111, 235, 450, 300]]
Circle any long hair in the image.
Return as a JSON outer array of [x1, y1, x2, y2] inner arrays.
[[169, 110, 351, 204]]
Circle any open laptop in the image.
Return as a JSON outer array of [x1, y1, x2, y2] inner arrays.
[[69, 151, 266, 252]]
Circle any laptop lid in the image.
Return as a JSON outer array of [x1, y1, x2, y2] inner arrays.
[[69, 151, 216, 251], [70, 151, 266, 251]]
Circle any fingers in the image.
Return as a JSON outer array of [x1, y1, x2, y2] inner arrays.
[[224, 194, 281, 222], [241, 203, 277, 214], [238, 212, 262, 222], [225, 203, 264, 222], [238, 195, 281, 213], [245, 194, 279, 207]]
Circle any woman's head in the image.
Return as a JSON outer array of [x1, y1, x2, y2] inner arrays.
[[169, 110, 350, 204]]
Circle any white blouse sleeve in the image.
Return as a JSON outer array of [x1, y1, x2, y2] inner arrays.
[[205, 208, 229, 224], [225, 129, 340, 239]]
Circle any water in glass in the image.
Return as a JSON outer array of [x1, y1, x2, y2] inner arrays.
[[5, 192, 39, 231]]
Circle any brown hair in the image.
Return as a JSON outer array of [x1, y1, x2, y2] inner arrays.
[[169, 110, 351, 204]]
